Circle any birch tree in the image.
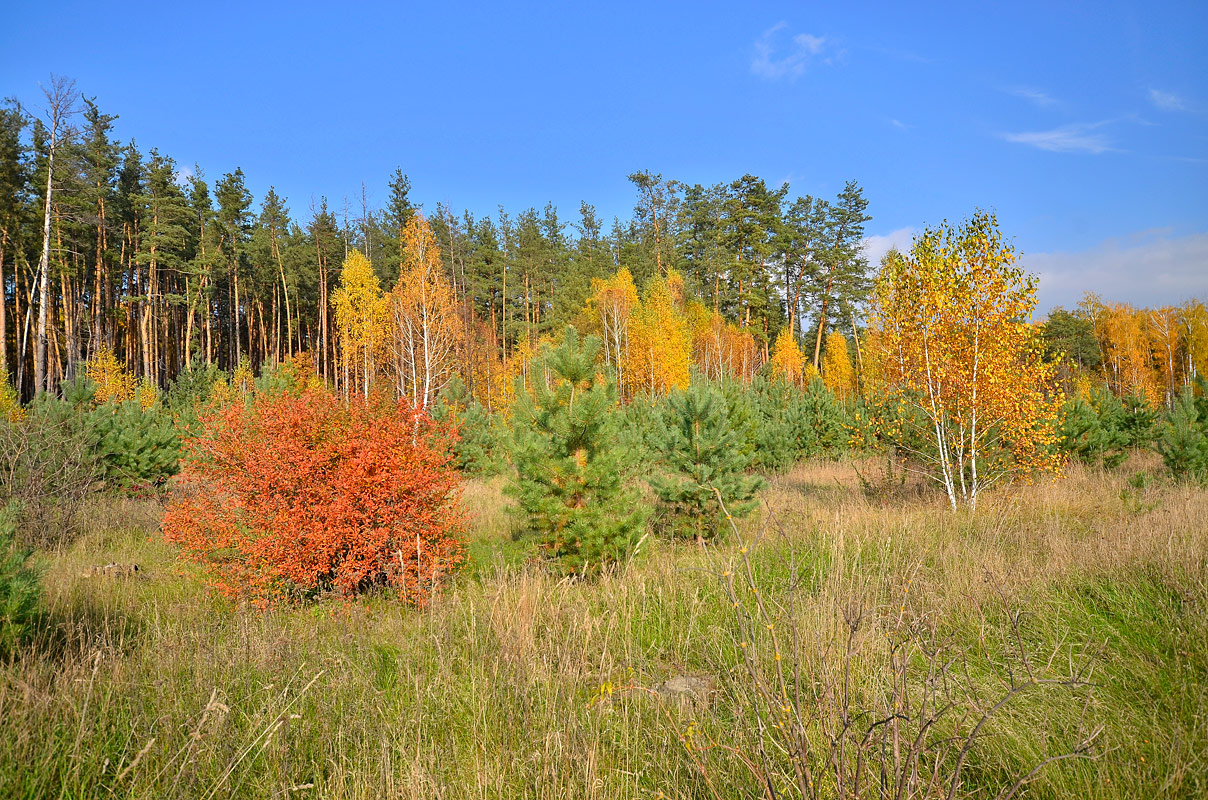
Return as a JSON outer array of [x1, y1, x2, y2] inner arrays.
[[390, 214, 461, 408], [332, 250, 387, 399], [868, 211, 1063, 509], [34, 75, 80, 393]]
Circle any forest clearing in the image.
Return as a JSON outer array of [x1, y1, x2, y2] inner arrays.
[[1, 458, 1205, 798], [3, 3, 1208, 797]]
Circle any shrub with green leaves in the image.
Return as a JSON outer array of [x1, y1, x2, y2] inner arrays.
[[647, 382, 764, 539], [0, 504, 42, 657], [1156, 383, 1208, 484], [508, 328, 647, 575]]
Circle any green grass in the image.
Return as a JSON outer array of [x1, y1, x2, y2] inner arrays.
[[0, 459, 1205, 798]]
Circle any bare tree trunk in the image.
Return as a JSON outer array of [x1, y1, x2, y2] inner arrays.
[[0, 230, 8, 375], [34, 76, 79, 395], [812, 268, 835, 370]]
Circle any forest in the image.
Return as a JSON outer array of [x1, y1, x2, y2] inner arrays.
[[0, 78, 1206, 799]]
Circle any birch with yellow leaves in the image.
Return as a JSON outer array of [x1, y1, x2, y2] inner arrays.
[[869, 211, 1063, 509], [390, 214, 463, 409], [332, 251, 388, 400]]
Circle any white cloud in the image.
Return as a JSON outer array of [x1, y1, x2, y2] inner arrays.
[[751, 22, 833, 80], [889, 118, 910, 130], [1028, 229, 1208, 313], [1001, 121, 1118, 154], [1005, 86, 1058, 107], [862, 227, 916, 266], [1149, 88, 1188, 112], [174, 164, 195, 187]]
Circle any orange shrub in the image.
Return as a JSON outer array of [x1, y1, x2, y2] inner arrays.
[[163, 387, 465, 605]]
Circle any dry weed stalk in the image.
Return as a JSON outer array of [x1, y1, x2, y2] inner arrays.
[[684, 489, 1104, 800]]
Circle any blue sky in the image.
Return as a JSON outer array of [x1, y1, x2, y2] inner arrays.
[[3, 1, 1205, 312]]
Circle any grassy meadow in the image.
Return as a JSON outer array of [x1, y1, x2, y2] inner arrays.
[[1, 457, 1205, 799]]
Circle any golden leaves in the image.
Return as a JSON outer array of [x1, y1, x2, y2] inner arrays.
[[867, 211, 1064, 505]]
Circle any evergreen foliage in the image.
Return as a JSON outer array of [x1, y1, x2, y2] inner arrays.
[[1058, 390, 1131, 468], [431, 378, 506, 476], [90, 400, 180, 490], [508, 328, 647, 575], [1119, 394, 1158, 450], [741, 377, 850, 472], [1157, 381, 1208, 484], [0, 504, 42, 658], [647, 382, 764, 539]]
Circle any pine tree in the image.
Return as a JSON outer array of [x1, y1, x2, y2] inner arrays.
[[1156, 381, 1208, 483], [430, 377, 505, 476], [90, 399, 180, 489], [1058, 389, 1130, 468], [507, 327, 647, 575], [648, 382, 764, 539]]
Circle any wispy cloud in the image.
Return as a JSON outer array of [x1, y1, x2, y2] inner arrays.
[[1004, 86, 1058, 107], [174, 164, 195, 187], [751, 22, 837, 80], [1149, 88, 1188, 112], [889, 118, 911, 131], [1030, 229, 1208, 312], [1001, 121, 1118, 154], [862, 227, 916, 266]]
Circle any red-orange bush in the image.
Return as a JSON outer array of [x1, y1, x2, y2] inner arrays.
[[163, 387, 465, 605]]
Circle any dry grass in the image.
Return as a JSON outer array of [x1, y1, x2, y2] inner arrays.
[[1, 457, 1205, 798]]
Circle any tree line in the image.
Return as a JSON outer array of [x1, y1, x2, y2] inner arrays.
[[0, 77, 872, 402]]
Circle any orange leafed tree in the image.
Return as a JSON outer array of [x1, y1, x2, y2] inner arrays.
[[687, 301, 725, 381], [868, 211, 1063, 509], [1147, 306, 1181, 406], [1082, 296, 1160, 404], [391, 214, 463, 409], [163, 386, 465, 605], [688, 301, 762, 383]]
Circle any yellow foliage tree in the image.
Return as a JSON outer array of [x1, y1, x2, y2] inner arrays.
[[684, 301, 763, 383], [137, 379, 158, 410], [822, 331, 856, 399], [332, 251, 388, 399], [586, 268, 639, 396], [390, 214, 463, 409], [687, 301, 724, 380], [768, 326, 805, 385], [86, 345, 136, 404], [1148, 306, 1182, 406], [0, 369, 22, 421], [627, 272, 691, 397], [868, 211, 1063, 509], [209, 356, 255, 408]]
